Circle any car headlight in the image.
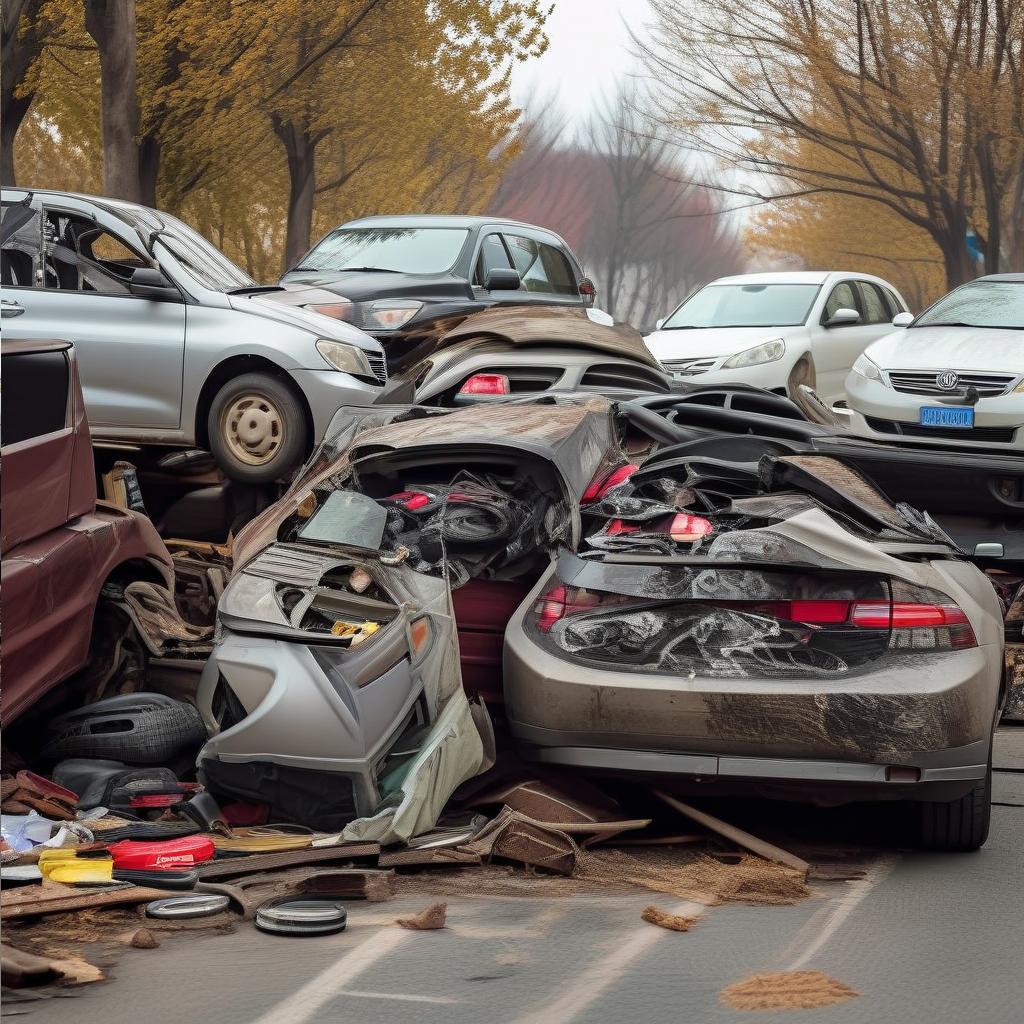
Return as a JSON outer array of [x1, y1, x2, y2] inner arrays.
[[305, 298, 422, 331], [722, 338, 785, 369], [315, 339, 373, 376], [852, 353, 883, 382], [1012, 378, 1024, 394]]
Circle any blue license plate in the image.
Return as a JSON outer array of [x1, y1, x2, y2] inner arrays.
[[919, 406, 974, 428]]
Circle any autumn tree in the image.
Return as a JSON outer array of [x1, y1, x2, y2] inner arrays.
[[639, 0, 1024, 288]]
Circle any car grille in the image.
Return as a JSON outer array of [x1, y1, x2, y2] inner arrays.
[[366, 352, 388, 386], [661, 357, 718, 376], [243, 545, 340, 586], [865, 417, 1018, 442], [887, 370, 1017, 397]]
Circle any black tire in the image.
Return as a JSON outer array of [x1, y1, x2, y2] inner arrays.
[[786, 356, 816, 397], [207, 372, 308, 484], [917, 768, 991, 851]]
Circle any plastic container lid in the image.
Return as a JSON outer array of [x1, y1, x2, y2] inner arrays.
[[146, 894, 231, 919], [254, 898, 348, 936]]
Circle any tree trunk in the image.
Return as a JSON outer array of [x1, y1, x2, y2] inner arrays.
[[1, 0, 44, 185], [272, 114, 319, 272], [138, 133, 161, 208], [85, 0, 141, 202]]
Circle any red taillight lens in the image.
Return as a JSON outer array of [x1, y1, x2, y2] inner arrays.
[[458, 373, 510, 396], [582, 463, 639, 501], [851, 600, 976, 649], [579, 279, 596, 298], [665, 513, 714, 542], [533, 585, 607, 632]]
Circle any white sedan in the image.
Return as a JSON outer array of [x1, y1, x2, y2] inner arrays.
[[846, 273, 1024, 451], [644, 271, 910, 404]]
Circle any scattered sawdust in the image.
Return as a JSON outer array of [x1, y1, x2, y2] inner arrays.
[[720, 971, 859, 1011], [394, 845, 811, 907], [396, 902, 447, 930], [577, 848, 811, 906], [129, 929, 159, 949], [641, 906, 697, 931]]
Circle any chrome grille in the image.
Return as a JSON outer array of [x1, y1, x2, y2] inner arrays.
[[366, 352, 388, 386], [661, 357, 718, 376], [887, 370, 1016, 397]]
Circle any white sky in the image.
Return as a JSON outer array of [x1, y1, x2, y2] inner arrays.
[[510, 0, 651, 123]]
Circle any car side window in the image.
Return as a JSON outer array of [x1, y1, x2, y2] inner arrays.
[[1, 201, 42, 287], [538, 242, 578, 296], [476, 233, 513, 284], [883, 287, 906, 316], [42, 210, 147, 295], [504, 234, 547, 291], [857, 282, 889, 324], [822, 281, 860, 323], [0, 350, 69, 446]]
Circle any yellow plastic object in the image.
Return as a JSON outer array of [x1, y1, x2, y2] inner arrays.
[[329, 620, 379, 645], [210, 825, 314, 854], [44, 860, 116, 884]]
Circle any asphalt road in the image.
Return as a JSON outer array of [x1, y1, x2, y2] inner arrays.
[[10, 727, 1024, 1024]]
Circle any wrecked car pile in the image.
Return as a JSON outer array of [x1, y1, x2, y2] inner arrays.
[[1, 362, 1019, 989]]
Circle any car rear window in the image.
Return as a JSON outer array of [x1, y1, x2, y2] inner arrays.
[[1, 350, 69, 446], [296, 228, 469, 275]]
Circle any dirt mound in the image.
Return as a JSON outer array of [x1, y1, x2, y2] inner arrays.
[[720, 970, 858, 1011]]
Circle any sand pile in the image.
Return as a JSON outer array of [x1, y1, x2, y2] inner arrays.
[[720, 970, 858, 1010]]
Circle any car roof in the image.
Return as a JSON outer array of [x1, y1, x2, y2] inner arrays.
[[2, 187, 164, 231], [339, 214, 560, 232], [975, 273, 1024, 282], [708, 271, 873, 286]]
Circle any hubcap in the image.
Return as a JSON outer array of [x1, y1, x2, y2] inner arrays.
[[221, 393, 284, 466]]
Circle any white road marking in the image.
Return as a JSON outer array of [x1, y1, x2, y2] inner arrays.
[[784, 855, 898, 970], [249, 928, 412, 1024], [342, 989, 459, 1004], [510, 901, 706, 1024]]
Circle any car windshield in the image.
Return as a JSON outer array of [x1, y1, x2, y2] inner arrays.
[[662, 283, 821, 329], [295, 227, 469, 274], [155, 213, 256, 292], [914, 280, 1024, 330]]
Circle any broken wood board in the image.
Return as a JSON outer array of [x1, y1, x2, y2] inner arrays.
[[1, 944, 104, 987], [654, 792, 809, 874], [1, 880, 168, 920], [195, 842, 380, 879]]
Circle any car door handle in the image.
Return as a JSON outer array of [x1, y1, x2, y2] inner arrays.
[[1, 299, 25, 318]]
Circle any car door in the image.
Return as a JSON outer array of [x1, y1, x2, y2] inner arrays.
[[810, 279, 880, 402], [1, 198, 186, 432], [500, 232, 584, 307]]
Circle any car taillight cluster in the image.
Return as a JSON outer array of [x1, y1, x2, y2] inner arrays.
[[458, 373, 510, 396], [532, 586, 977, 651], [582, 464, 640, 502]]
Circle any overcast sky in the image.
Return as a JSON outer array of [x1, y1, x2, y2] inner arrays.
[[510, 0, 651, 123]]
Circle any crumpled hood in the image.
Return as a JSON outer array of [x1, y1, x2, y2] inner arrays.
[[644, 326, 804, 361], [228, 285, 383, 354], [865, 325, 1024, 373]]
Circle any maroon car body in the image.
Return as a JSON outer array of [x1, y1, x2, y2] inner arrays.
[[1, 339, 172, 721]]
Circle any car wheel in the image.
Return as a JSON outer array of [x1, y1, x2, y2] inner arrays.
[[786, 356, 816, 396], [916, 767, 991, 852], [208, 373, 308, 484]]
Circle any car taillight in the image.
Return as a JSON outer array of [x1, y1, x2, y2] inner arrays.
[[582, 463, 639, 501], [459, 373, 510, 396], [533, 585, 611, 632], [665, 513, 714, 542], [851, 600, 976, 649], [579, 278, 596, 299]]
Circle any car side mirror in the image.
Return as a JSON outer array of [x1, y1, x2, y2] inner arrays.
[[484, 268, 521, 291], [891, 311, 914, 327], [655, 318, 665, 330], [129, 266, 178, 300], [825, 307, 860, 327]]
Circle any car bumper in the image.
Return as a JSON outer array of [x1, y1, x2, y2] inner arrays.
[[845, 373, 1024, 450], [665, 360, 790, 392], [504, 596, 1000, 801], [288, 369, 382, 443]]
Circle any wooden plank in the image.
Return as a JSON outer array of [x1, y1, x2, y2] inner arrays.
[[0, 881, 168, 920], [654, 791, 809, 874], [195, 843, 380, 880]]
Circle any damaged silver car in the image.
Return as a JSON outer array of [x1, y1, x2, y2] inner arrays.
[[197, 393, 1006, 851]]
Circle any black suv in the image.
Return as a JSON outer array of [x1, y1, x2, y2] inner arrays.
[[280, 215, 596, 344]]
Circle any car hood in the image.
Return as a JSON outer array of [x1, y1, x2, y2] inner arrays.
[[643, 326, 804, 360], [865, 325, 1024, 373], [277, 268, 473, 303], [228, 285, 383, 353]]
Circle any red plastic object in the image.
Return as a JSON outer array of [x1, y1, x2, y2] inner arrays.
[[665, 513, 714, 542], [458, 373, 510, 396], [582, 464, 639, 502], [108, 836, 215, 871], [129, 793, 186, 808], [386, 491, 432, 511], [221, 801, 270, 827]]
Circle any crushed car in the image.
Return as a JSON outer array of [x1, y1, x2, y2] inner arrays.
[[198, 389, 1008, 851]]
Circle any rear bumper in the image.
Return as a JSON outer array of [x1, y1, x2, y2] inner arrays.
[[504, 586, 1001, 798]]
